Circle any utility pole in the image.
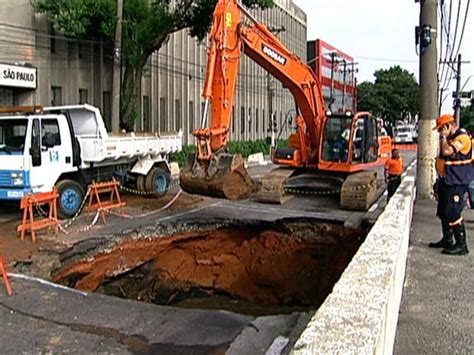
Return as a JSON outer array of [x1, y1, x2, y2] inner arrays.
[[266, 26, 284, 150], [442, 55, 470, 124], [417, 0, 438, 199], [341, 60, 347, 111], [111, 0, 123, 132], [328, 52, 337, 111], [340, 61, 358, 112]]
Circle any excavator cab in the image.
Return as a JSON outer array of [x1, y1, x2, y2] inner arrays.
[[320, 112, 379, 168]]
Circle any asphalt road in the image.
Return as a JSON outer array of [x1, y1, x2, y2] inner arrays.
[[0, 276, 310, 353]]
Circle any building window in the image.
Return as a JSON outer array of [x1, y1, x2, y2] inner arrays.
[[232, 105, 235, 133], [103, 46, 113, 64], [175, 99, 181, 130], [79, 89, 88, 104], [102, 91, 111, 131], [143, 95, 151, 131], [188, 101, 195, 133], [50, 23, 56, 54], [0, 88, 14, 106], [248, 107, 252, 133], [262, 109, 266, 133], [160, 97, 167, 131], [78, 42, 84, 59], [51, 86, 62, 106], [200, 101, 206, 127], [241, 106, 245, 134], [255, 108, 259, 134]]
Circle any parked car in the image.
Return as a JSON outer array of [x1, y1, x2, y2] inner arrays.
[[394, 125, 417, 144]]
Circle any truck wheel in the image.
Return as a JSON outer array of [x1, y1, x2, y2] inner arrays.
[[145, 167, 170, 197], [56, 179, 85, 219], [136, 175, 146, 193]]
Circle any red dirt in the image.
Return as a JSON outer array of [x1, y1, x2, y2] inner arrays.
[[0, 191, 202, 278], [54, 222, 363, 307]]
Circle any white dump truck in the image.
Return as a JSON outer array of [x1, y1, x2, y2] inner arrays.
[[0, 104, 182, 218]]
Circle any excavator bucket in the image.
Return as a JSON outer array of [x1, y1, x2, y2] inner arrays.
[[180, 152, 255, 200]]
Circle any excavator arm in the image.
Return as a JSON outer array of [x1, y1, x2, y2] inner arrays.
[[192, 0, 326, 165]]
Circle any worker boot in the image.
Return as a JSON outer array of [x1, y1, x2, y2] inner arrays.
[[429, 220, 453, 248], [442, 224, 469, 255]]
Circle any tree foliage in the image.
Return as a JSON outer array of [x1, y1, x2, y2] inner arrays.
[[461, 105, 474, 133], [356, 66, 420, 127], [32, 0, 274, 130]]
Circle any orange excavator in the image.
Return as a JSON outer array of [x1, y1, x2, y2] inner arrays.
[[180, 0, 391, 210]]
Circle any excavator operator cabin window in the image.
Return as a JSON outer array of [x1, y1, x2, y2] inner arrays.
[[352, 115, 378, 164], [363, 115, 378, 163], [322, 116, 352, 162]]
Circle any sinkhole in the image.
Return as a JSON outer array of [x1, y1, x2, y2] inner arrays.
[[53, 219, 367, 316]]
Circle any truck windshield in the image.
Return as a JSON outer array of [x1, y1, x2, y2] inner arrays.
[[0, 119, 28, 154]]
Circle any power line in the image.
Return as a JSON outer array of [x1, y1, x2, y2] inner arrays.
[[452, 0, 470, 59]]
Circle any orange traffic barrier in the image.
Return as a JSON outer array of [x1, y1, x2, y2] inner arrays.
[[17, 189, 60, 243], [85, 179, 125, 224], [0, 255, 13, 296], [393, 143, 418, 151]]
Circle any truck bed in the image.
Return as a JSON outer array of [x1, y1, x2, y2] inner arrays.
[[78, 132, 182, 163]]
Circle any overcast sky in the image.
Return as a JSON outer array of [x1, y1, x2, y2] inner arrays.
[[292, 0, 474, 114]]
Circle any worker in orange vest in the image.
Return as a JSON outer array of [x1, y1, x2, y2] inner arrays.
[[429, 114, 474, 255], [384, 148, 403, 201]]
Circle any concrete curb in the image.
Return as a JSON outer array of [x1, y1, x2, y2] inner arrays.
[[291, 162, 416, 354]]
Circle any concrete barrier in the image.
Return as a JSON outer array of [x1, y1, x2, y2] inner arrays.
[[292, 163, 416, 355]]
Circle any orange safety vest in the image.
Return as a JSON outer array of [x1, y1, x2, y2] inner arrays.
[[385, 157, 403, 176], [437, 128, 474, 185]]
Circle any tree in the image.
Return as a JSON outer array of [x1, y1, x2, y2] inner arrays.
[[460, 105, 474, 132], [357, 66, 420, 128], [32, 0, 273, 130]]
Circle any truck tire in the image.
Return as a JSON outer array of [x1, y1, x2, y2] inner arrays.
[[136, 175, 146, 193], [56, 179, 85, 219], [145, 167, 170, 197]]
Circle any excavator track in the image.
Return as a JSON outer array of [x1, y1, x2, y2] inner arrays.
[[340, 170, 378, 211], [253, 167, 296, 204], [255, 168, 380, 211]]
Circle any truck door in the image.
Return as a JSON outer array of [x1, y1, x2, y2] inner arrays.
[[29, 118, 71, 193]]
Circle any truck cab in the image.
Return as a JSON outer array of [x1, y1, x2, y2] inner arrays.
[[0, 109, 75, 201]]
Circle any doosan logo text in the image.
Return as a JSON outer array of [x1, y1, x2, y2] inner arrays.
[[262, 45, 286, 65]]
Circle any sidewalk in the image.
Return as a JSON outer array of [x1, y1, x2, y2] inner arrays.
[[394, 198, 474, 354]]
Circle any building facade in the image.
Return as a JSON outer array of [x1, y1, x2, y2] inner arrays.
[[307, 39, 357, 113], [0, 0, 306, 145]]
